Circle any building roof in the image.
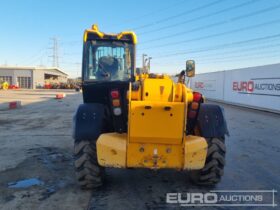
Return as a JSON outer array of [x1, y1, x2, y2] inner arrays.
[[0, 66, 68, 76]]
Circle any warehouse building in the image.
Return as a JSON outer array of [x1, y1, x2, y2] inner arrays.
[[0, 66, 68, 89]]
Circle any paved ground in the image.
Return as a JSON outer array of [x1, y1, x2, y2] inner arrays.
[[0, 89, 279, 210], [0, 89, 90, 210]]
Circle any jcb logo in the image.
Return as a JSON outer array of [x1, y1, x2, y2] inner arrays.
[[233, 81, 254, 92]]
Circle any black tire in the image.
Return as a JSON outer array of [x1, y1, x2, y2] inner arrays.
[[74, 140, 104, 189], [190, 137, 226, 185]]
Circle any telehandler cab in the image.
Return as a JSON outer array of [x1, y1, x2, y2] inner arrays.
[[73, 25, 228, 189]]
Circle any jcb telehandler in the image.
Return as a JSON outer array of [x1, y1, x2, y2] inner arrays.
[[73, 25, 228, 189]]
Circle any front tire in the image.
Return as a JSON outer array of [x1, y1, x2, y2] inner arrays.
[[190, 137, 226, 185], [74, 140, 104, 189]]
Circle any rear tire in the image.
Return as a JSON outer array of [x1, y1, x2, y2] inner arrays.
[[74, 140, 104, 189], [190, 137, 226, 185]]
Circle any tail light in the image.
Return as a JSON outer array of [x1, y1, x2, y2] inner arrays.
[[111, 90, 120, 99], [113, 107, 122, 116], [111, 90, 122, 116], [112, 99, 120, 107]]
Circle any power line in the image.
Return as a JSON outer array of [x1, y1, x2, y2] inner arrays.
[[140, 1, 279, 44], [139, 18, 280, 50], [121, 0, 186, 24], [131, 0, 224, 30], [137, 0, 259, 35], [151, 33, 280, 59], [25, 50, 48, 66], [197, 43, 280, 60], [64, 52, 81, 56], [151, 51, 280, 72], [57, 0, 259, 47], [59, 1, 269, 49], [152, 42, 280, 65], [19, 46, 48, 66], [49, 0, 274, 50], [198, 51, 280, 65], [200, 49, 280, 62], [60, 61, 81, 65], [23, 51, 45, 65], [61, 40, 82, 46]]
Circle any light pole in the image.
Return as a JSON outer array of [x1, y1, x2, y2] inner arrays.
[[142, 54, 147, 72], [144, 57, 152, 73], [148, 57, 152, 72]]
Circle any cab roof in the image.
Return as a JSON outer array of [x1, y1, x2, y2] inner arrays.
[[83, 24, 137, 44]]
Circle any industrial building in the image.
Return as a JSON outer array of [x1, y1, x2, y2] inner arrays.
[[0, 66, 68, 89]]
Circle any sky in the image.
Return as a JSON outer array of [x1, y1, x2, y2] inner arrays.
[[0, 0, 280, 78]]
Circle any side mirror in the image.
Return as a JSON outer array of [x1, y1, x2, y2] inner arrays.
[[186, 60, 195, 77]]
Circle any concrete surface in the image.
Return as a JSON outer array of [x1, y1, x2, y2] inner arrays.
[[0, 89, 90, 210], [0, 90, 279, 210]]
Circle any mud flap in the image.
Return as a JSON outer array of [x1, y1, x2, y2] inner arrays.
[[72, 103, 104, 141], [197, 104, 229, 138]]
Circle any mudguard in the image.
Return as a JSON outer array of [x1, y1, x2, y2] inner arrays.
[[197, 104, 229, 138], [73, 103, 104, 141]]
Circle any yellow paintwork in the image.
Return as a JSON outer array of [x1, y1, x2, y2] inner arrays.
[[130, 81, 142, 101], [85, 25, 208, 171], [91, 24, 99, 31], [127, 82, 132, 102], [183, 86, 194, 103], [96, 133, 127, 168], [131, 89, 141, 100], [95, 73, 208, 170], [83, 24, 104, 42], [2, 82, 9, 90], [184, 135, 208, 170], [129, 101, 185, 144], [139, 73, 149, 80], [127, 143, 183, 169], [83, 24, 137, 44], [174, 83, 183, 102], [96, 133, 207, 170], [142, 77, 173, 102], [117, 31, 137, 44]]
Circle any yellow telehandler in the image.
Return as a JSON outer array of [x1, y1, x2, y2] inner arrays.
[[73, 25, 228, 189], [0, 81, 9, 90]]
